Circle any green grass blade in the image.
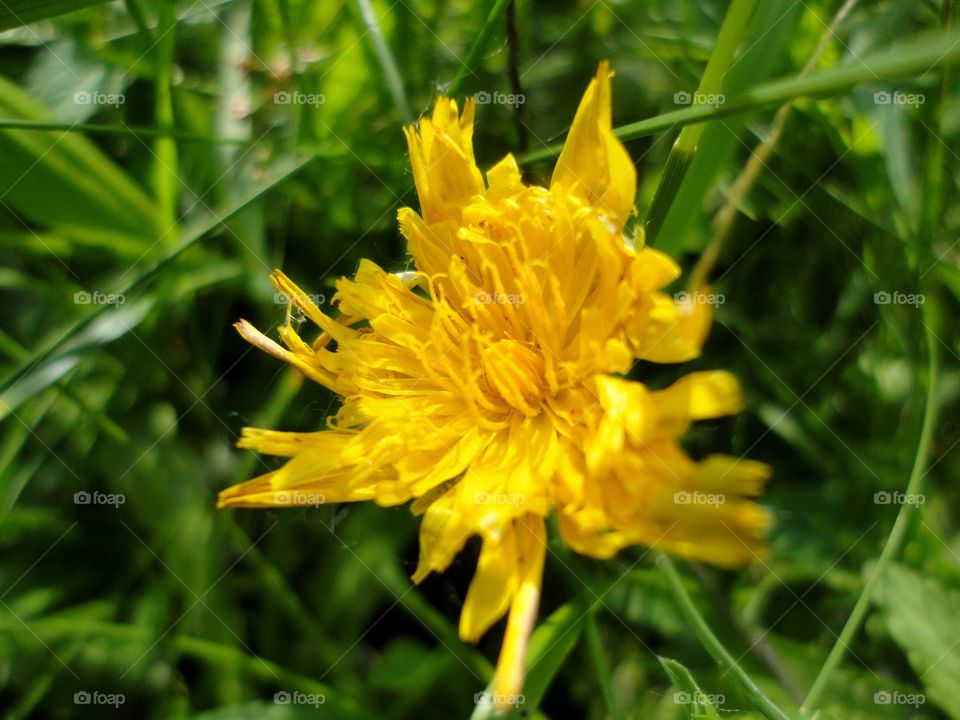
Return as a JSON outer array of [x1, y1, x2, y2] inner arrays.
[[469, 600, 587, 720], [658, 554, 794, 720], [518, 27, 960, 165], [352, 0, 413, 123], [0, 0, 112, 30], [0, 154, 314, 398], [0, 75, 164, 243], [447, 0, 513, 97]]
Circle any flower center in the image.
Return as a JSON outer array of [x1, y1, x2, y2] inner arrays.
[[481, 339, 547, 416]]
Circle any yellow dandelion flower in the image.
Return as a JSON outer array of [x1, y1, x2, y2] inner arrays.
[[219, 62, 770, 708]]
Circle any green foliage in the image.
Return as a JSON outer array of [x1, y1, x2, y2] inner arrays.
[[876, 564, 960, 719], [1, 1, 959, 719]]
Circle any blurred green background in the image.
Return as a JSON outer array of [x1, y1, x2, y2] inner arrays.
[[0, 0, 959, 718]]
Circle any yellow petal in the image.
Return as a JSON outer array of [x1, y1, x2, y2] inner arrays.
[[652, 370, 743, 436], [412, 490, 472, 583], [459, 524, 518, 642], [492, 514, 546, 709], [404, 97, 484, 223], [551, 61, 636, 226]]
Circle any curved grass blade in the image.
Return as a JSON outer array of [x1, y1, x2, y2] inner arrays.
[[0, 0, 112, 31], [518, 28, 960, 165], [447, 0, 513, 97], [0, 155, 314, 399], [0, 75, 164, 244]]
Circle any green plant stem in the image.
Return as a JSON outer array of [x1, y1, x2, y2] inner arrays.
[[518, 27, 960, 166], [801, 2, 949, 707], [123, 0, 153, 46], [448, 0, 514, 97], [352, 0, 413, 123], [690, 0, 859, 290], [801, 299, 940, 714], [657, 554, 793, 720], [585, 613, 621, 720]]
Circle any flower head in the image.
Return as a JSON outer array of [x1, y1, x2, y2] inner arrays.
[[219, 62, 770, 708]]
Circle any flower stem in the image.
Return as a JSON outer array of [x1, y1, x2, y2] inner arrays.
[[801, 297, 940, 714], [657, 553, 793, 720]]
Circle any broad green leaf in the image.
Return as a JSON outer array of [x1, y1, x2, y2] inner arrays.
[[875, 563, 960, 719], [0, 0, 112, 31], [659, 657, 722, 719]]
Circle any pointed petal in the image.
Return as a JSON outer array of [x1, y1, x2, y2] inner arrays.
[[551, 61, 636, 226], [458, 524, 518, 642], [492, 514, 546, 710]]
